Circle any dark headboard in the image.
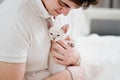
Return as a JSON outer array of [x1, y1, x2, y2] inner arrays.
[[0, 0, 4, 4], [90, 19, 120, 36]]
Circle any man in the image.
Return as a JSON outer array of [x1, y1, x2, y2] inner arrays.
[[0, 0, 98, 80]]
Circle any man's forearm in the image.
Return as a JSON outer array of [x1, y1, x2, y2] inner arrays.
[[45, 69, 71, 80]]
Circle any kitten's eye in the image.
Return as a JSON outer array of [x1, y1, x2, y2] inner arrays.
[[50, 33, 53, 35], [57, 34, 60, 36]]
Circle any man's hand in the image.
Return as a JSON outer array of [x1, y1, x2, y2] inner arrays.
[[50, 40, 79, 66]]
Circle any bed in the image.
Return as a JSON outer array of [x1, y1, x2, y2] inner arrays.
[[75, 34, 120, 80], [69, 8, 120, 80]]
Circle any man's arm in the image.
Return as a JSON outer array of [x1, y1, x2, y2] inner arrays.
[[45, 66, 85, 80], [0, 61, 26, 80], [45, 69, 71, 80]]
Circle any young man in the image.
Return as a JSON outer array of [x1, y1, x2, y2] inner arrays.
[[0, 0, 98, 80]]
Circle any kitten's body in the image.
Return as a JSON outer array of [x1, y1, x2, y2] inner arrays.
[[48, 24, 74, 75]]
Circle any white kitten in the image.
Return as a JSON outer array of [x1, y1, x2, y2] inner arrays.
[[49, 24, 68, 41], [48, 24, 74, 75]]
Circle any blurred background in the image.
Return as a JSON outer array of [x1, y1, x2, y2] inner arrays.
[[69, 0, 120, 37], [0, 0, 4, 3], [94, 0, 120, 9]]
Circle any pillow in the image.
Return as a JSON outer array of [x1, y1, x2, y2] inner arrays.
[[69, 8, 90, 38]]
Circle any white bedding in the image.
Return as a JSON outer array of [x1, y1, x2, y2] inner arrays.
[[75, 34, 120, 80]]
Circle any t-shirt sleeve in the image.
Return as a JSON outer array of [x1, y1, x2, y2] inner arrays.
[[0, 8, 30, 63]]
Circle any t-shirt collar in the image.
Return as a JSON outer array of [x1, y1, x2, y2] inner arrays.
[[31, 0, 50, 19]]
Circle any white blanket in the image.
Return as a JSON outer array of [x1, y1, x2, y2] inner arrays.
[[76, 34, 120, 80]]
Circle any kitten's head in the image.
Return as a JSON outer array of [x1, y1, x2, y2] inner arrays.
[[48, 24, 69, 41]]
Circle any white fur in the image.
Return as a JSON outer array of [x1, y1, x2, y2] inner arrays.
[[48, 26, 67, 41], [48, 22, 76, 74], [48, 25, 68, 75]]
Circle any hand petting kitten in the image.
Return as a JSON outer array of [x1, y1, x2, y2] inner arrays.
[[48, 24, 80, 75]]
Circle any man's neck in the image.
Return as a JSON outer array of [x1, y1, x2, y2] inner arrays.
[[41, 0, 49, 13]]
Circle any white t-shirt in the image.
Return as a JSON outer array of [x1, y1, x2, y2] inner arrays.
[[0, 0, 51, 79]]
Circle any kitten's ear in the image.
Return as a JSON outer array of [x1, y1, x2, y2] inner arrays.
[[61, 24, 69, 33]]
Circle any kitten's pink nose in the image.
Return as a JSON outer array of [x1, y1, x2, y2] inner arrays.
[[53, 38, 55, 40]]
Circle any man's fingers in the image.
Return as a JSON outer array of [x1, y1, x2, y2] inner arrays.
[[51, 48, 64, 60], [65, 36, 71, 41]]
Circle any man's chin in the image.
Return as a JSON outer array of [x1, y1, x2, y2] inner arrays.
[[51, 14, 59, 17], [51, 12, 61, 17]]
